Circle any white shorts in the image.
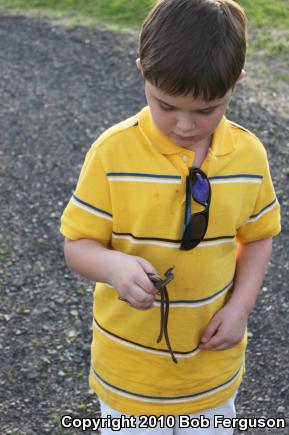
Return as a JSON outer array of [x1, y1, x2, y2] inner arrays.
[[99, 393, 237, 435]]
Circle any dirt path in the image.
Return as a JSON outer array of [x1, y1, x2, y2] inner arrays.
[[0, 13, 288, 434]]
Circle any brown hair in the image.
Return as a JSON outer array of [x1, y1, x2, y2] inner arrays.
[[139, 0, 247, 101]]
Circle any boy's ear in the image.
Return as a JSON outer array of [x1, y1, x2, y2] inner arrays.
[[136, 58, 143, 72], [238, 69, 246, 81]]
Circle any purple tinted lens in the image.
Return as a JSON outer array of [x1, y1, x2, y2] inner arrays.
[[191, 172, 210, 203]]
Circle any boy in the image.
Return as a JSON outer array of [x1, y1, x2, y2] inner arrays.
[[60, 0, 281, 433]]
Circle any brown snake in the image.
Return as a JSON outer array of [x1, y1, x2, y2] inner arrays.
[[119, 267, 177, 363]]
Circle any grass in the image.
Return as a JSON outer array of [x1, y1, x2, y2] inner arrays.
[[0, 0, 288, 29], [0, 0, 155, 28], [240, 0, 289, 28], [254, 36, 289, 57]]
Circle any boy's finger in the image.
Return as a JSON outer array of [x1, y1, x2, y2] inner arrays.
[[200, 334, 226, 350], [135, 256, 158, 276], [130, 284, 156, 304], [202, 339, 235, 351], [135, 272, 159, 295], [130, 295, 155, 310], [200, 318, 220, 344], [119, 291, 154, 310]]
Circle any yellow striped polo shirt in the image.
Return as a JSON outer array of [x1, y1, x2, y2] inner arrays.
[[60, 106, 281, 416]]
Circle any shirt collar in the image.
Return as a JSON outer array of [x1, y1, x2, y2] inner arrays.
[[138, 106, 186, 155], [138, 106, 235, 157], [210, 116, 235, 156]]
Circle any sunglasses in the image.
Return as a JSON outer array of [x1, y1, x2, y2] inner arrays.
[[180, 167, 211, 250]]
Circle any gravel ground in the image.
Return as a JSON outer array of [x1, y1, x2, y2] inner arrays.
[[0, 12, 288, 435]]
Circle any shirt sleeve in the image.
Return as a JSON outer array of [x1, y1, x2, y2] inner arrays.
[[237, 153, 281, 243], [60, 144, 112, 247]]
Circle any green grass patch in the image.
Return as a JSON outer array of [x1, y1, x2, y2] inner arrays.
[[0, 0, 155, 28], [0, 0, 288, 29], [239, 0, 289, 28], [248, 28, 289, 59]]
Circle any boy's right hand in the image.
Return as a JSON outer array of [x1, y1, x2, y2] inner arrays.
[[107, 252, 159, 310]]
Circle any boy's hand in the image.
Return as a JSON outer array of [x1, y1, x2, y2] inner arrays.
[[107, 252, 159, 310], [199, 302, 248, 351]]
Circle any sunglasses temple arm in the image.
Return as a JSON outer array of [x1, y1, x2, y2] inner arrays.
[[184, 176, 192, 227]]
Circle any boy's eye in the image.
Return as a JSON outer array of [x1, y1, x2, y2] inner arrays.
[[198, 108, 215, 115], [159, 102, 174, 112]]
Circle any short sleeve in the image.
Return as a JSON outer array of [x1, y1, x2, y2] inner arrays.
[[60, 145, 112, 247], [237, 154, 281, 243]]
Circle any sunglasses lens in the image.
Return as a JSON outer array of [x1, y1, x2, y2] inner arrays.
[[191, 172, 210, 203], [181, 169, 211, 250], [182, 213, 208, 249]]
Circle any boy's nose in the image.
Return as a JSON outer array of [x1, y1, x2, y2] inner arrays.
[[176, 113, 195, 132]]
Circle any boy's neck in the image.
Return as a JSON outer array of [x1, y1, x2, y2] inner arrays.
[[187, 136, 212, 168]]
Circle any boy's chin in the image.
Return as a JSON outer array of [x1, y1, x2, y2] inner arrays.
[[171, 133, 197, 148]]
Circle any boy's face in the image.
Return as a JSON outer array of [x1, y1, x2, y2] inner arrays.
[[144, 80, 233, 150]]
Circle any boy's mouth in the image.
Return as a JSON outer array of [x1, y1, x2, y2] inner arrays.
[[174, 133, 195, 142]]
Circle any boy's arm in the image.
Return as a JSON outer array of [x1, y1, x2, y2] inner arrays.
[[200, 237, 272, 350], [64, 238, 158, 310]]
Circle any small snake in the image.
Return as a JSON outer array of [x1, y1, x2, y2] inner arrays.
[[119, 266, 177, 364]]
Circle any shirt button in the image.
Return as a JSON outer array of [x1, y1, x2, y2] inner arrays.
[[182, 155, 188, 161]]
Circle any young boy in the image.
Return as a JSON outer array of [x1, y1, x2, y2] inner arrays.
[[60, 0, 281, 433]]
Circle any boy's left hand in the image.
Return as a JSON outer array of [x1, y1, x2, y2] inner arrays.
[[199, 303, 248, 350]]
